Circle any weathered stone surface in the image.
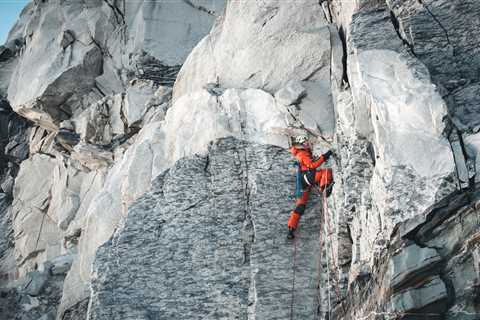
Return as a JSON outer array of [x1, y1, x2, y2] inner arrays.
[[0, 193, 15, 283], [389, 275, 448, 315], [123, 80, 158, 127], [89, 138, 323, 319], [297, 79, 335, 138], [389, 244, 442, 289], [1, 1, 480, 320], [70, 143, 113, 170], [47, 158, 86, 230], [124, 0, 226, 67], [464, 132, 480, 183], [386, 0, 480, 187], [274, 80, 306, 106], [174, 0, 332, 100], [336, 5, 457, 271], [49, 254, 74, 276], [7, 0, 224, 130], [12, 154, 62, 276], [0, 3, 33, 97], [8, 0, 104, 129], [59, 87, 290, 316], [0, 101, 30, 199], [21, 270, 48, 296]]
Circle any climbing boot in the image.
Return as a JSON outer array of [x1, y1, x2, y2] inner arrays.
[[287, 228, 295, 240]]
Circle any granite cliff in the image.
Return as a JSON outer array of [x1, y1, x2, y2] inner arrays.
[[0, 0, 479, 319]]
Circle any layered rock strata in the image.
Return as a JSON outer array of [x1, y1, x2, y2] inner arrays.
[[0, 0, 479, 320]]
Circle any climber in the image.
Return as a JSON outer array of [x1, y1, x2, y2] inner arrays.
[[287, 134, 334, 239]]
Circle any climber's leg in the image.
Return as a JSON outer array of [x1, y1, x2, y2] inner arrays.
[[287, 189, 310, 238]]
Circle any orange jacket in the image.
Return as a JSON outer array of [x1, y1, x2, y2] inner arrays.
[[290, 146, 326, 171]]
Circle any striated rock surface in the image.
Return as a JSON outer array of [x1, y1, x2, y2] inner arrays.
[[89, 137, 324, 320], [0, 0, 479, 320], [341, 189, 480, 320]]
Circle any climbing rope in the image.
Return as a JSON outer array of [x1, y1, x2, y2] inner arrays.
[[320, 186, 347, 316], [290, 235, 298, 320], [316, 201, 329, 319], [324, 218, 332, 318]]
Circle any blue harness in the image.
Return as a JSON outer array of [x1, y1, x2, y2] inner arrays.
[[295, 162, 303, 199]]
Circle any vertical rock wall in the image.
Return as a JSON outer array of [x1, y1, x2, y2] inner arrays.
[[0, 0, 479, 320], [89, 138, 323, 320]]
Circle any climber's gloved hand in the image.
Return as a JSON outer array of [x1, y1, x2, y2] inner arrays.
[[323, 150, 333, 160]]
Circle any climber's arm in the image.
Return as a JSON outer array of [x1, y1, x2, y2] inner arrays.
[[296, 151, 325, 169]]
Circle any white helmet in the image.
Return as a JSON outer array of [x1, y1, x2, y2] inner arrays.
[[294, 134, 308, 145]]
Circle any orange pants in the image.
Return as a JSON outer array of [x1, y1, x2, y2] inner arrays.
[[288, 168, 333, 230]]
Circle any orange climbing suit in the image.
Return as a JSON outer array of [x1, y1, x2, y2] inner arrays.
[[288, 146, 333, 230]]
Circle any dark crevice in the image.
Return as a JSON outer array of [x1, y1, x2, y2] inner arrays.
[[389, 10, 417, 57], [455, 131, 476, 189], [261, 7, 279, 28], [93, 81, 107, 97], [448, 129, 471, 190], [302, 65, 323, 81], [337, 25, 349, 85], [103, 0, 125, 25], [203, 154, 211, 176], [182, 199, 207, 211], [89, 36, 111, 59], [366, 142, 376, 167], [418, 0, 453, 50], [182, 0, 216, 16], [440, 272, 457, 311]]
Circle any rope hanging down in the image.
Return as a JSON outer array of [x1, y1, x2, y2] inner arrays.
[[289, 188, 346, 319], [290, 234, 298, 320], [321, 189, 347, 316]]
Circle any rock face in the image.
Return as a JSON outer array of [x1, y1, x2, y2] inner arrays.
[[89, 138, 324, 319], [174, 0, 337, 137], [342, 190, 480, 320], [0, 0, 479, 320], [7, 0, 225, 130]]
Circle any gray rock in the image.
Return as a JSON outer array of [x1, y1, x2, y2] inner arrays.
[[389, 244, 442, 290], [47, 158, 85, 230], [89, 138, 323, 319], [21, 271, 48, 296], [11, 154, 62, 275], [339, 3, 456, 270], [1, 174, 14, 195], [1, 1, 479, 320], [7, 0, 225, 130], [450, 129, 469, 189], [123, 80, 158, 127], [274, 80, 306, 106], [464, 132, 480, 183], [174, 0, 332, 101], [389, 276, 448, 315], [71, 143, 113, 170], [49, 254, 74, 276], [297, 79, 335, 138]]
